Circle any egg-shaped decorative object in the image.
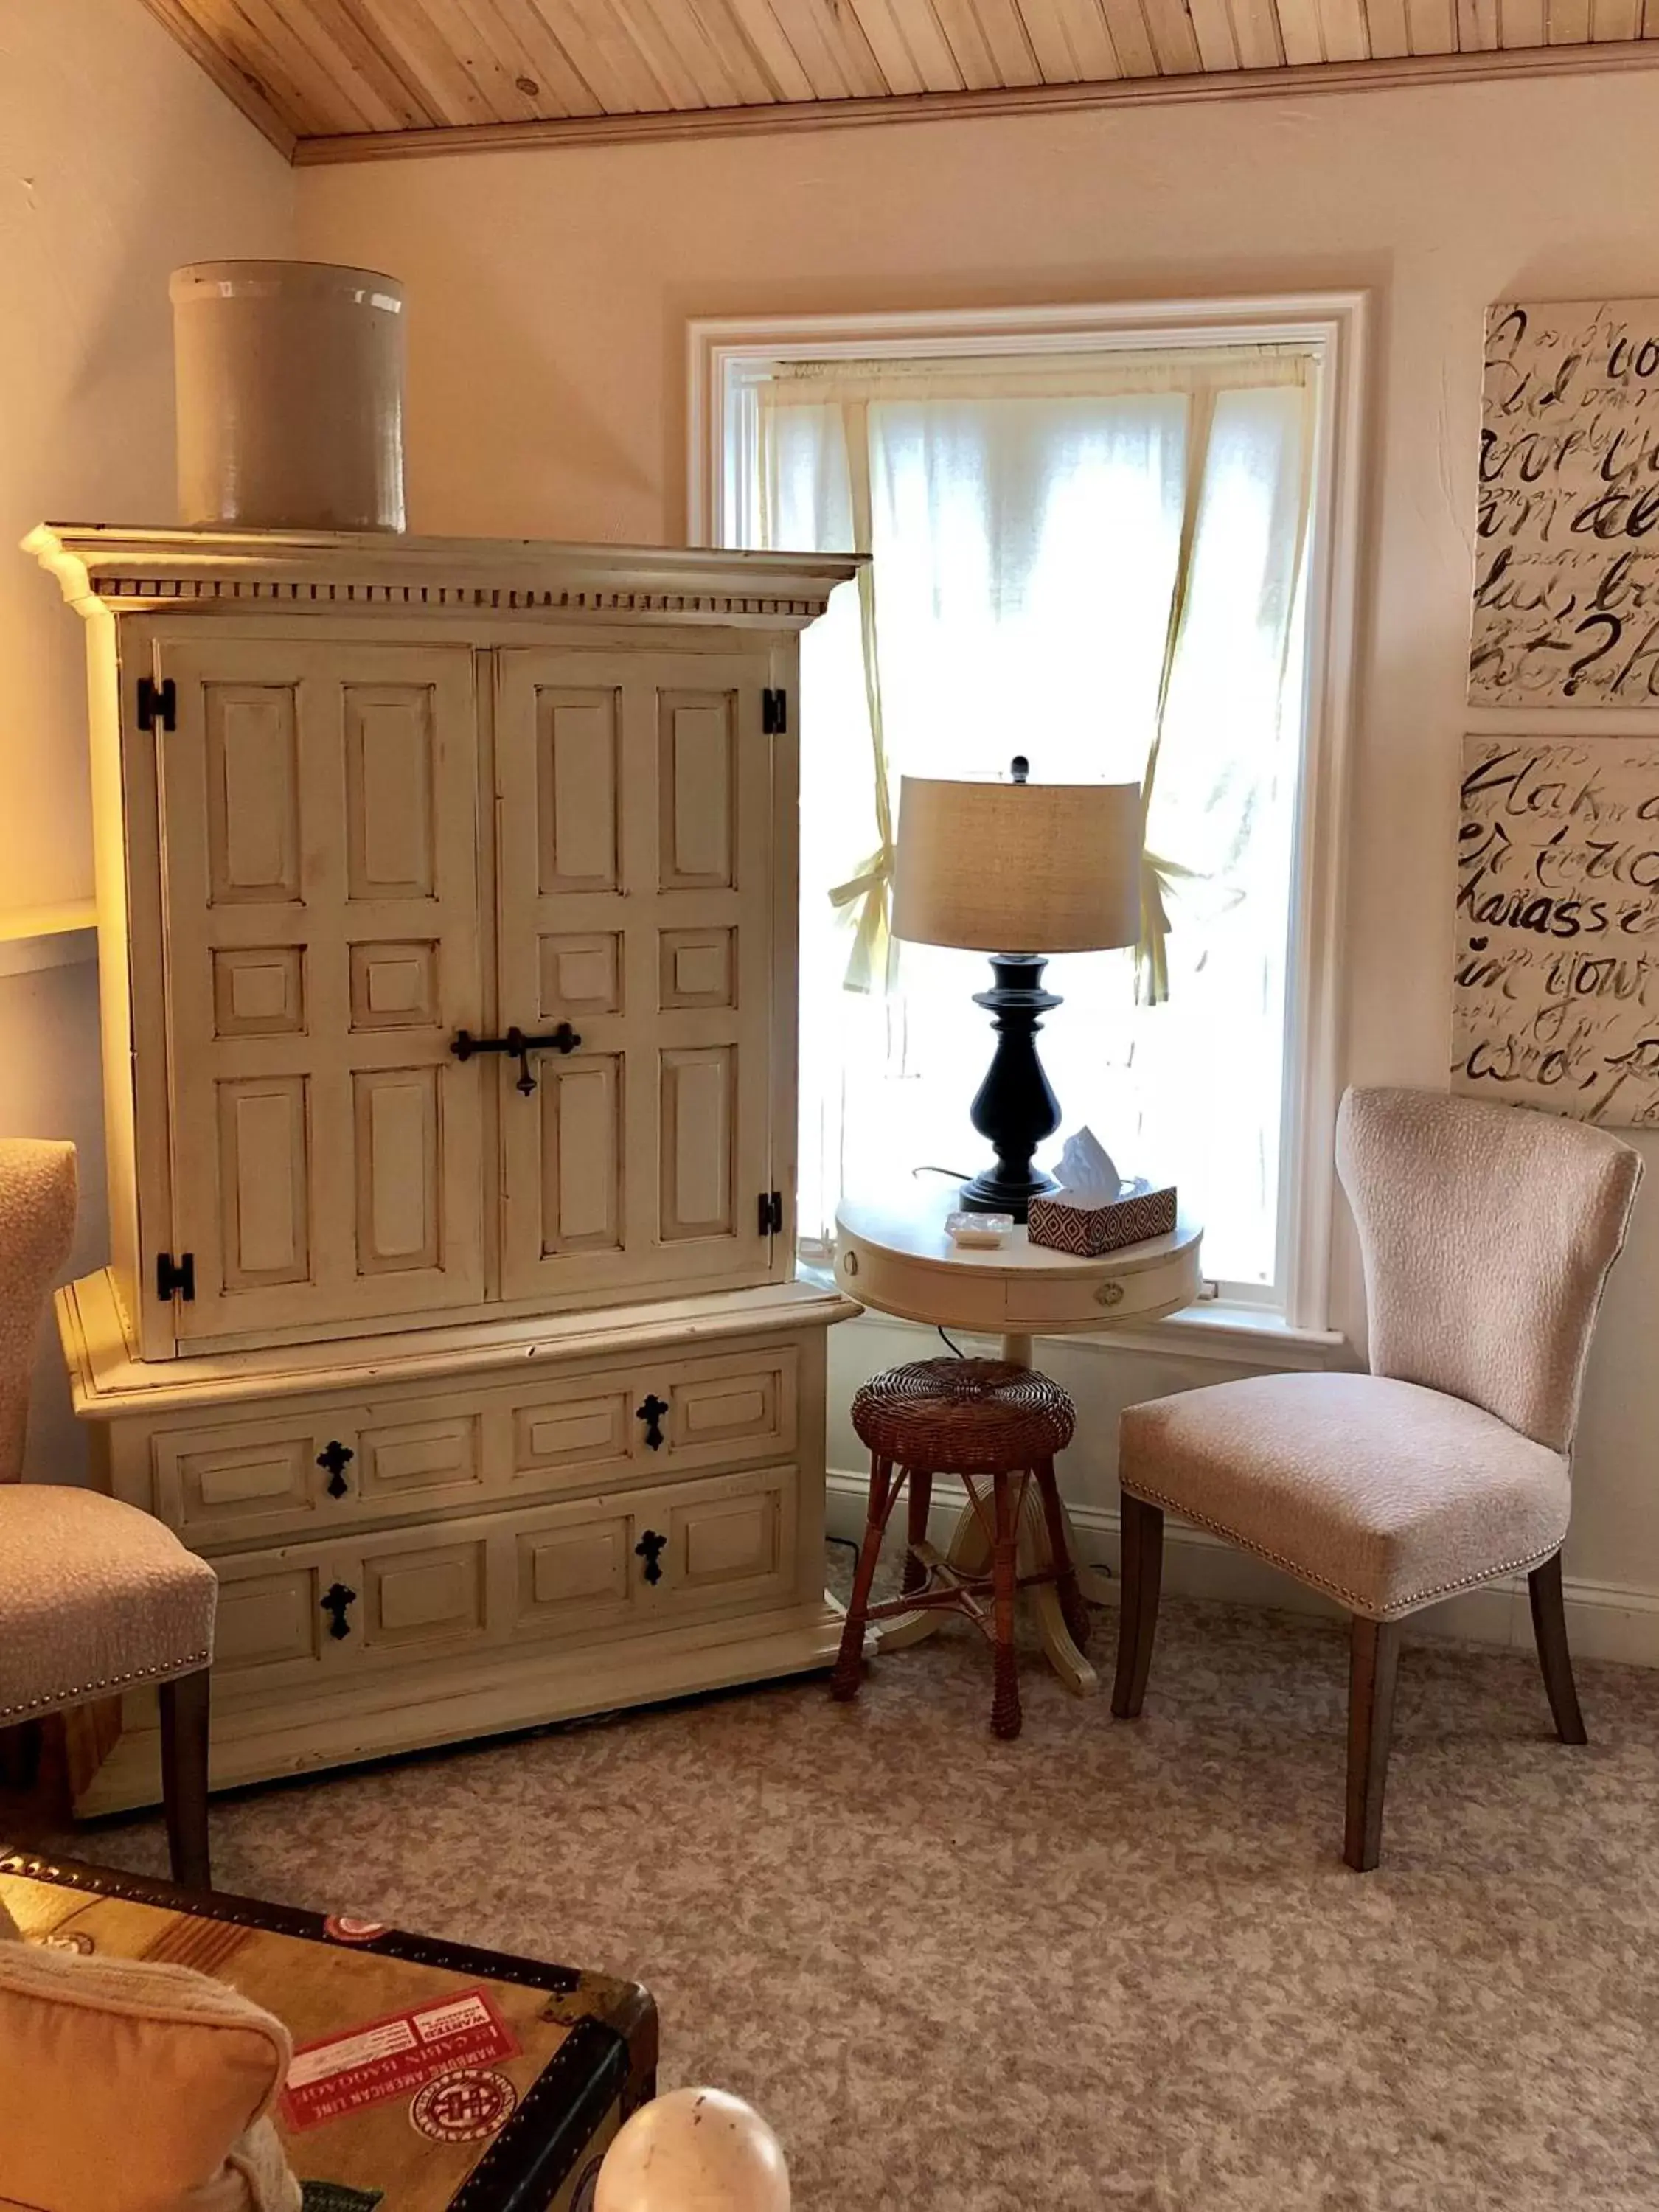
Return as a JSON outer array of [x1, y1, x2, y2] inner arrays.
[[595, 2087, 790, 2212]]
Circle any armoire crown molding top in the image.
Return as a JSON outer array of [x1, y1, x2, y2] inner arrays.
[[24, 524, 863, 627]]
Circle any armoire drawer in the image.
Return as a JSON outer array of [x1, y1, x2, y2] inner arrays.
[[508, 1343, 798, 1489], [509, 1463, 799, 1645], [208, 1464, 806, 1698], [139, 1343, 801, 1547], [152, 1414, 362, 1542], [148, 1402, 493, 1546]]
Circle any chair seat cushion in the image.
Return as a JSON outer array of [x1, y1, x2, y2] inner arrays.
[[0, 1487, 216, 1721], [1119, 1371, 1571, 1619]]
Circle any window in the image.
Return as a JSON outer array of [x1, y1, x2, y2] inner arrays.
[[692, 300, 1364, 1331]]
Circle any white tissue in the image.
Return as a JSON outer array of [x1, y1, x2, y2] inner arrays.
[[1048, 1127, 1123, 1209]]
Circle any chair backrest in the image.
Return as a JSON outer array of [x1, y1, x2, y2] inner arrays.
[[0, 1139, 76, 1483], [1335, 1088, 1641, 1454]]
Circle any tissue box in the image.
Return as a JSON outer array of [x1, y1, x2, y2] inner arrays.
[[1026, 1179, 1177, 1258]]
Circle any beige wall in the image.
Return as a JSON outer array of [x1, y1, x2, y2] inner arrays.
[[0, 0, 293, 914], [0, 0, 292, 1473], [297, 75, 1659, 1644]]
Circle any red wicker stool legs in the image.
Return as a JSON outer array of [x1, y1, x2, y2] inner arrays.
[[902, 1468, 933, 1597], [831, 1454, 901, 1701], [1034, 1457, 1091, 1651], [990, 1471, 1023, 1740]]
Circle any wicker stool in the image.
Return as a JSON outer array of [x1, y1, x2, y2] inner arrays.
[[830, 1357, 1085, 1739]]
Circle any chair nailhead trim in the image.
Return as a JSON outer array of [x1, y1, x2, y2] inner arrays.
[[0, 1648, 212, 1723], [1118, 1484, 1561, 1619]]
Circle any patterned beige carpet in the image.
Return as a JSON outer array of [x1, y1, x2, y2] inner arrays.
[[18, 1587, 1659, 2211]]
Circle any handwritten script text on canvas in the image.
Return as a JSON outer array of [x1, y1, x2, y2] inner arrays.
[[1455, 735, 1659, 1123], [1471, 299, 1659, 706]]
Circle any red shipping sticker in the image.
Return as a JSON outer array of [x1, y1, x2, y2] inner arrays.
[[280, 1988, 521, 2132]]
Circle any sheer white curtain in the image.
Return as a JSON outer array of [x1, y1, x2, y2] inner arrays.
[[757, 349, 1314, 1297]]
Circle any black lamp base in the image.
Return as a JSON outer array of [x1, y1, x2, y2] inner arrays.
[[956, 952, 1063, 1224], [957, 1161, 1061, 1216]]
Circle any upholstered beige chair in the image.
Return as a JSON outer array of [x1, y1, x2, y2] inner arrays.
[[0, 1140, 218, 1885], [1112, 1086, 1642, 1871]]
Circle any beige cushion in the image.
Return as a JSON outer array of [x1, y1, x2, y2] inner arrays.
[[0, 1486, 217, 1722], [1119, 1371, 1571, 1619], [1336, 1088, 1640, 1453], [0, 1938, 299, 2212], [0, 1139, 76, 1484]]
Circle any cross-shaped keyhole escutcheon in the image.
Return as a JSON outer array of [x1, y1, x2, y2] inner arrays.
[[635, 1529, 668, 1585], [320, 1582, 358, 1639], [635, 1393, 669, 1450], [316, 1440, 355, 1498]]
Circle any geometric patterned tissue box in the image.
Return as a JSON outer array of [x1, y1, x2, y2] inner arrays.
[[1026, 1179, 1178, 1257]]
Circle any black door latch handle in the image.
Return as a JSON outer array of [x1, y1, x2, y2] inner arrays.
[[451, 1024, 581, 1094]]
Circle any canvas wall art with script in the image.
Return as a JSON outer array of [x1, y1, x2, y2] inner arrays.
[[1470, 298, 1659, 706], [1455, 734, 1659, 1124]]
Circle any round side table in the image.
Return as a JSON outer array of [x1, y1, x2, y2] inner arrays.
[[832, 1182, 1204, 1695]]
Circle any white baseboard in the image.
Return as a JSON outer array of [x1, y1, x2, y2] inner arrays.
[[826, 1468, 1659, 1671]]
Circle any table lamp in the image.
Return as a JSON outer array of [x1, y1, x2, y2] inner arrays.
[[891, 757, 1142, 1220]]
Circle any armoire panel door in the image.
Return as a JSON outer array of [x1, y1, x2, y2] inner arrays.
[[494, 650, 778, 1304], [155, 639, 487, 1341]]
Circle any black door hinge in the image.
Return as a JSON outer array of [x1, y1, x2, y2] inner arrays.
[[136, 676, 176, 734], [762, 688, 787, 736], [758, 1189, 783, 1237], [156, 1251, 195, 1301]]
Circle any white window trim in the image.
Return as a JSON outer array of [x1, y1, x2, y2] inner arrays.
[[688, 293, 1368, 1336]]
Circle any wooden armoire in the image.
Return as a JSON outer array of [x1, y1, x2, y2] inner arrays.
[[29, 524, 861, 1815]]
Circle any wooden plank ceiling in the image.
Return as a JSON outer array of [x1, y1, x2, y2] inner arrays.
[[139, 0, 1659, 161]]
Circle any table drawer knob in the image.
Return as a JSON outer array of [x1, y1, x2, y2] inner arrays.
[[1096, 1281, 1125, 1308]]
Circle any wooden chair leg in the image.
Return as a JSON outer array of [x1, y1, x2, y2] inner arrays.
[[1344, 1616, 1401, 1873], [159, 1667, 212, 1891], [990, 1471, 1022, 1740], [831, 1456, 900, 1702], [1034, 1458, 1091, 1650], [1528, 1551, 1587, 1745], [1110, 1493, 1164, 1719], [0, 1719, 42, 1792], [902, 1468, 933, 1597]]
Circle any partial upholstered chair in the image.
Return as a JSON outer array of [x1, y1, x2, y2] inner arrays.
[[1112, 1087, 1642, 1871], [0, 1140, 218, 1886]]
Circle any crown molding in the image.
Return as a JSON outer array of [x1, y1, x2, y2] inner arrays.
[[24, 524, 862, 628], [137, 0, 297, 162], [288, 39, 1659, 167]]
